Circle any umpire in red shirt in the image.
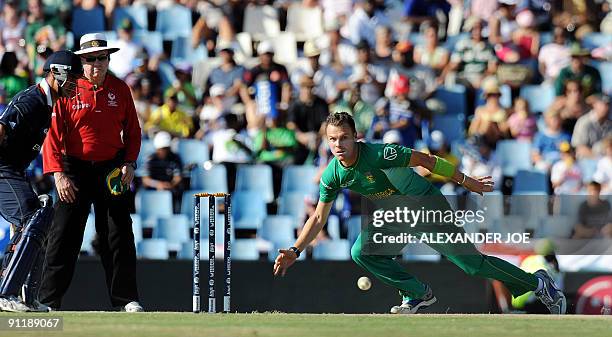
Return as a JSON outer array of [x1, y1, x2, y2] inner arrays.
[[40, 33, 143, 312]]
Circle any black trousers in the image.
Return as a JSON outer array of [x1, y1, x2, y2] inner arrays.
[[39, 157, 139, 308]]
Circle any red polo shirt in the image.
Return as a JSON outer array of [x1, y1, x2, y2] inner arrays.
[[43, 74, 141, 173]]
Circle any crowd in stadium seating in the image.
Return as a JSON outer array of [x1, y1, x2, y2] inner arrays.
[[1, 0, 610, 261]]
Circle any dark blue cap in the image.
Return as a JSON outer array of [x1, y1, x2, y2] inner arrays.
[[43, 50, 83, 76]]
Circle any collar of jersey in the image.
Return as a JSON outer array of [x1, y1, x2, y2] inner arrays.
[[38, 78, 53, 107], [337, 142, 361, 171]]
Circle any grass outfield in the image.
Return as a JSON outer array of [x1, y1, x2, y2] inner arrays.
[[0, 312, 611, 337]]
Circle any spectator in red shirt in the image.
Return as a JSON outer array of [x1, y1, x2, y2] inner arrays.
[[40, 33, 143, 312]]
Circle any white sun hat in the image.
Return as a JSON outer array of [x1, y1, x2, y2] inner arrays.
[[74, 32, 120, 55]]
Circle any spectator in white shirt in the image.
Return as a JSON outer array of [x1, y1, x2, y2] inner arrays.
[[593, 136, 612, 194], [538, 27, 570, 82], [346, 0, 390, 47]]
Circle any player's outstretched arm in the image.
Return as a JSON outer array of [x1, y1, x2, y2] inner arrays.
[[273, 201, 334, 276], [408, 149, 494, 195]]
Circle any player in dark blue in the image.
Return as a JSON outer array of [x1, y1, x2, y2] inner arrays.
[[0, 50, 83, 312]]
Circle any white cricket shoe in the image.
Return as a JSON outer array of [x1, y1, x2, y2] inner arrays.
[[0, 296, 31, 312], [534, 269, 567, 314], [123, 301, 144, 312], [390, 286, 437, 314]]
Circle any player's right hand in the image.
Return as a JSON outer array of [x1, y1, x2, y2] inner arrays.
[[54, 172, 79, 203], [273, 249, 297, 276]]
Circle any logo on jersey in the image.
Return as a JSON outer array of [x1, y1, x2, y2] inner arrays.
[[339, 179, 355, 188], [383, 146, 397, 161], [108, 92, 118, 107], [32, 144, 41, 151], [364, 172, 375, 183], [72, 102, 91, 110]]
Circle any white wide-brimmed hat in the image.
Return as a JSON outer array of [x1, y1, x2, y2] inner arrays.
[[74, 33, 120, 55]]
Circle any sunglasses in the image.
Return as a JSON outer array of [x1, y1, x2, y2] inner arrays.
[[82, 55, 109, 63]]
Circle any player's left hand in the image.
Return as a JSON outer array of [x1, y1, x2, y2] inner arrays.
[[121, 164, 135, 185], [463, 175, 494, 195]]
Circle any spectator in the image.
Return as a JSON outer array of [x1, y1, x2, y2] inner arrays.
[[334, 83, 375, 138], [142, 131, 184, 213], [507, 97, 537, 142], [469, 0, 498, 22], [389, 40, 436, 102], [550, 142, 583, 195], [403, 0, 450, 31], [460, 136, 503, 189], [554, 44, 602, 97], [538, 26, 570, 82], [550, 80, 589, 134], [290, 40, 322, 93], [571, 94, 612, 159], [572, 182, 612, 239], [468, 78, 509, 147], [207, 43, 244, 106], [0, 51, 28, 101], [0, 2, 27, 58], [415, 130, 459, 189], [346, 0, 390, 47], [243, 40, 291, 115], [125, 51, 163, 106], [441, 17, 497, 91], [488, 0, 518, 46], [512, 10, 540, 59], [318, 18, 357, 67], [592, 136, 612, 194], [196, 84, 232, 140], [108, 19, 142, 80], [373, 25, 394, 64], [129, 79, 156, 131], [145, 89, 194, 138], [165, 63, 197, 112], [350, 40, 388, 105], [532, 108, 572, 171], [253, 115, 298, 167], [387, 74, 419, 147], [71, 0, 106, 44], [367, 97, 390, 141], [287, 76, 329, 164], [413, 21, 449, 73], [25, 0, 66, 73], [209, 113, 252, 192]]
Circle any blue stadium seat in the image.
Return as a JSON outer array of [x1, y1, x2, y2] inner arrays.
[[71, 5, 105, 41], [261, 215, 295, 244], [494, 215, 528, 236], [136, 139, 155, 177], [136, 190, 173, 227], [519, 84, 556, 113], [138, 239, 169, 259], [231, 191, 267, 229], [513, 169, 549, 194], [267, 239, 306, 262], [180, 190, 224, 221], [581, 32, 612, 50], [178, 240, 209, 260], [133, 31, 164, 56], [232, 239, 260, 260], [433, 85, 467, 116], [496, 140, 532, 176], [177, 139, 209, 167], [476, 84, 512, 108], [280, 165, 319, 194], [326, 215, 340, 240], [130, 214, 143, 246], [112, 5, 148, 31], [595, 62, 612, 94], [156, 4, 192, 40], [80, 213, 96, 254], [509, 192, 549, 223], [235, 165, 274, 203], [155, 214, 190, 251], [535, 215, 575, 239], [539, 31, 553, 46], [277, 192, 308, 226], [190, 165, 228, 192], [312, 240, 351, 260], [158, 61, 178, 91], [557, 193, 588, 219], [432, 114, 465, 144], [347, 216, 362, 246]]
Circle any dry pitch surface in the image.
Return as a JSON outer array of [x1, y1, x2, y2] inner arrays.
[[0, 312, 610, 337]]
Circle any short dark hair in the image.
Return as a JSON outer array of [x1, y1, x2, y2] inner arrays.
[[588, 181, 602, 189], [326, 111, 356, 134]]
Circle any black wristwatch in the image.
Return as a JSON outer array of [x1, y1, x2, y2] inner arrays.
[[288, 246, 301, 258]]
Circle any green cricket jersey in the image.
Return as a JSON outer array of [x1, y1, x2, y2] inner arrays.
[[319, 142, 439, 202]]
